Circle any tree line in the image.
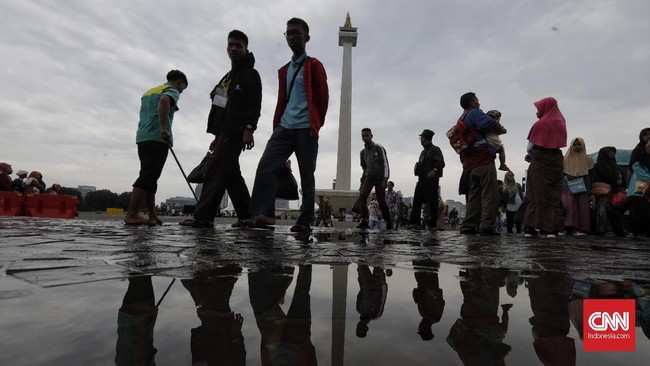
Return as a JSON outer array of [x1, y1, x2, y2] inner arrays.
[[58, 187, 131, 212]]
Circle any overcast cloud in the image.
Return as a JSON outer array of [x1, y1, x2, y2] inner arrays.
[[2, 0, 649, 205]]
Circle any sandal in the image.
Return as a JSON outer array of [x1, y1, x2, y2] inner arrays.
[[179, 219, 214, 228], [231, 220, 247, 228], [242, 218, 275, 230]]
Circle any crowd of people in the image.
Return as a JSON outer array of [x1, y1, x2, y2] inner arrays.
[[0, 163, 62, 195], [348, 93, 650, 238]]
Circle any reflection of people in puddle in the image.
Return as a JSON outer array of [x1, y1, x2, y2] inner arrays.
[[181, 266, 246, 365], [527, 271, 575, 366], [412, 259, 445, 340], [447, 268, 512, 365], [248, 265, 316, 365], [356, 264, 389, 338], [115, 275, 158, 366], [505, 270, 523, 298]]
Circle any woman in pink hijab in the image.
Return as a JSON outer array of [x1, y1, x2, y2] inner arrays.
[[516, 97, 567, 238]]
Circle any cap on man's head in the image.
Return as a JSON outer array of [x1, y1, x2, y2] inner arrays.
[[419, 129, 435, 140], [16, 170, 28, 176]]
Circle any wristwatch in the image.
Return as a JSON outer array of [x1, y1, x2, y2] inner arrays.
[[245, 124, 255, 131]]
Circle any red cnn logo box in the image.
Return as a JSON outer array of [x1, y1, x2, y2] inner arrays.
[[583, 299, 635, 352]]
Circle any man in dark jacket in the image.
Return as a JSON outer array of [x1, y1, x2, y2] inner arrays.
[[409, 129, 445, 229], [353, 128, 392, 229], [180, 30, 262, 227]]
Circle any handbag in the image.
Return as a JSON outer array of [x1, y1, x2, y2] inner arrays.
[[591, 182, 612, 196], [187, 153, 210, 183], [611, 190, 628, 208], [276, 170, 299, 200], [565, 176, 588, 195]]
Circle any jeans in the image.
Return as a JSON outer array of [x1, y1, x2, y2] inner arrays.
[[249, 126, 318, 225]]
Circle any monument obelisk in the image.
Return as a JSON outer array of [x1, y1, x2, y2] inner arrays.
[[335, 13, 357, 191], [314, 13, 359, 214]]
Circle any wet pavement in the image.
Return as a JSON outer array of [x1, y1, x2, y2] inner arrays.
[[1, 216, 650, 365]]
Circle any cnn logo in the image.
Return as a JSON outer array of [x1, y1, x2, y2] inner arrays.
[[583, 299, 635, 352], [587, 311, 629, 331]]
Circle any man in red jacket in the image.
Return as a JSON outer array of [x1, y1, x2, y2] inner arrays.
[[245, 17, 329, 232]]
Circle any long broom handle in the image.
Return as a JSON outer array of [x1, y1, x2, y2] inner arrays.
[[168, 145, 199, 203]]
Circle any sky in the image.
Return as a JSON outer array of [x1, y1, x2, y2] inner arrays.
[[2, 0, 649, 205]]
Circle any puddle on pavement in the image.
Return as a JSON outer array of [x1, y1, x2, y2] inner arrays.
[[1, 262, 649, 365]]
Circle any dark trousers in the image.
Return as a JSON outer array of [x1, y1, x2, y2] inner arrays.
[[133, 141, 169, 193], [630, 196, 650, 237], [249, 126, 318, 226], [354, 180, 392, 224], [506, 210, 521, 233], [409, 178, 439, 227], [461, 162, 499, 232], [194, 132, 251, 221]]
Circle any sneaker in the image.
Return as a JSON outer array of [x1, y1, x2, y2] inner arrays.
[[290, 224, 312, 233], [540, 231, 557, 238], [357, 221, 369, 229], [524, 229, 538, 238], [574, 231, 587, 236]]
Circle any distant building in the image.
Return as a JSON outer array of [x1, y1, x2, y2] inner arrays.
[[77, 185, 96, 197], [165, 196, 197, 209]]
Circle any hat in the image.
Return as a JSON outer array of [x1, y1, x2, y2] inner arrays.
[[419, 129, 435, 139], [16, 170, 28, 176]]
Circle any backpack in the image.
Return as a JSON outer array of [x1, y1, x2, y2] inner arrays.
[[446, 115, 477, 154]]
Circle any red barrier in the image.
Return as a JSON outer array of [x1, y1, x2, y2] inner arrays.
[[26, 194, 79, 219], [0, 191, 24, 216], [0, 192, 79, 219]]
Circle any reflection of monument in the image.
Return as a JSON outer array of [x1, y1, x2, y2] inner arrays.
[[315, 13, 359, 214]]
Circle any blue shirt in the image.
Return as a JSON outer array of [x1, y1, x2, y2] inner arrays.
[[280, 53, 310, 129], [463, 108, 496, 138]]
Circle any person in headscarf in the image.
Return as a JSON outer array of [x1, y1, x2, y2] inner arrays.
[[561, 137, 593, 235], [503, 171, 524, 233], [593, 146, 627, 236], [515, 97, 567, 238], [23, 171, 46, 194], [627, 127, 650, 238], [0, 162, 12, 191]]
